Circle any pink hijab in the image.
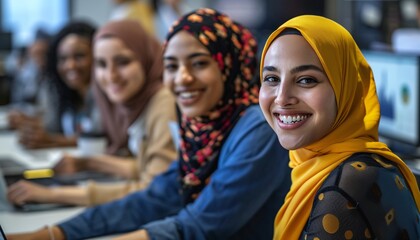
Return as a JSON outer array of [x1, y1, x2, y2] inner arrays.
[[93, 20, 163, 155]]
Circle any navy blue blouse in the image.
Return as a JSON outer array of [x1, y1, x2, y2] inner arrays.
[[301, 153, 420, 240], [58, 105, 292, 240]]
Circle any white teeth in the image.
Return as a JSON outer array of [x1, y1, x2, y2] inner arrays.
[[179, 91, 199, 99], [279, 115, 308, 124]]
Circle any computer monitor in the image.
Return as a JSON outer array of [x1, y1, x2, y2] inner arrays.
[[0, 32, 12, 52], [363, 50, 420, 147]]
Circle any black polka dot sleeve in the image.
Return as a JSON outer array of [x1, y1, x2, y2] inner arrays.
[[301, 153, 420, 240]]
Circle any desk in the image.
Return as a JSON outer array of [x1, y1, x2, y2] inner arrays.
[[0, 207, 84, 233], [0, 105, 78, 167], [0, 207, 115, 239], [0, 111, 120, 239], [0, 131, 97, 237], [0, 130, 78, 170]]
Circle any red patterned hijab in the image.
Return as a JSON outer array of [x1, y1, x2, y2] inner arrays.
[[93, 20, 163, 155], [164, 8, 259, 204]]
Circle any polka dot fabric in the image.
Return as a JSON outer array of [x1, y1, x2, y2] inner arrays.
[[302, 153, 420, 239]]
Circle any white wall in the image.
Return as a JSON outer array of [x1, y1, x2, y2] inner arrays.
[[71, 0, 208, 28], [71, 0, 114, 27]]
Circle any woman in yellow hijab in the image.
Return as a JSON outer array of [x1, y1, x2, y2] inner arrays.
[[259, 15, 420, 239]]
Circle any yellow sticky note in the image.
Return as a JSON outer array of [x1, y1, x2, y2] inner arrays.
[[23, 169, 54, 179]]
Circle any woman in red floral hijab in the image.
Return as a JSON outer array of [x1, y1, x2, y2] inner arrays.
[[164, 8, 260, 204]]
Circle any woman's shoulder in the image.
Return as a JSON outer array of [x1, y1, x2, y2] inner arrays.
[[225, 105, 274, 145], [234, 105, 268, 129], [310, 153, 420, 239], [144, 87, 176, 120], [324, 153, 415, 204], [220, 105, 284, 161], [336, 153, 406, 190], [148, 87, 176, 107]]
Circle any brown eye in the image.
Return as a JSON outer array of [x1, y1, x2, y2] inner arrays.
[[115, 57, 131, 66], [164, 63, 178, 72], [192, 60, 208, 69], [95, 59, 106, 68], [297, 77, 318, 86], [74, 52, 88, 61], [263, 75, 280, 85]]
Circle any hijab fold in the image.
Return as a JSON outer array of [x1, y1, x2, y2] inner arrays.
[[165, 8, 259, 204], [93, 20, 163, 155], [259, 15, 420, 240]]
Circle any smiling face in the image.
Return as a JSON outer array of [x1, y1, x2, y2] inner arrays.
[[57, 34, 93, 92], [94, 37, 146, 103], [163, 31, 224, 117], [259, 34, 337, 150]]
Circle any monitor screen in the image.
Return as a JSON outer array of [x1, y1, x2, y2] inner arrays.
[[363, 50, 420, 146], [0, 32, 12, 52], [1, 0, 69, 47]]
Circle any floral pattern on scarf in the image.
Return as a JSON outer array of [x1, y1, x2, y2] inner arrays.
[[165, 8, 259, 204]]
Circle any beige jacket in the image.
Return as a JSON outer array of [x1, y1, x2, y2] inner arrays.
[[87, 87, 177, 205]]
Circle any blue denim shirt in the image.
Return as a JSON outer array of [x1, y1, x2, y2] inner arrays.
[[58, 105, 291, 240]]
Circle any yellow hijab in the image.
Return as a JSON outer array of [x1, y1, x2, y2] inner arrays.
[[260, 15, 420, 240]]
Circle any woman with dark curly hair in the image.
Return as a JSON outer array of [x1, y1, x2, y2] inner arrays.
[[17, 21, 99, 148]]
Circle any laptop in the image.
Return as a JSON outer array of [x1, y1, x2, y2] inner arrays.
[[0, 224, 7, 240], [0, 157, 27, 182], [0, 167, 74, 212], [0, 169, 12, 212], [0, 156, 115, 185], [0, 157, 121, 212]]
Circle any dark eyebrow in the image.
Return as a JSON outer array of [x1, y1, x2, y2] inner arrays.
[[164, 52, 211, 61], [262, 64, 324, 74], [290, 65, 324, 74], [262, 65, 278, 72]]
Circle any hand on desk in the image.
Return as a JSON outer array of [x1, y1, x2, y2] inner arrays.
[[8, 110, 44, 133], [6, 153, 133, 206], [7, 180, 52, 205], [18, 115, 44, 139], [7, 178, 89, 206], [7, 110, 28, 129], [7, 155, 91, 206], [16, 117, 77, 149], [17, 116, 56, 149]]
